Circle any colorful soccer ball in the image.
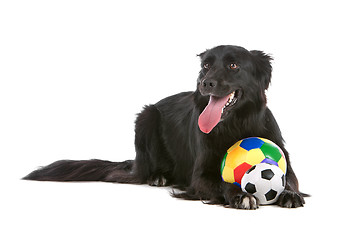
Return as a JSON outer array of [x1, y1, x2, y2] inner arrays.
[[220, 137, 287, 188], [241, 163, 285, 204]]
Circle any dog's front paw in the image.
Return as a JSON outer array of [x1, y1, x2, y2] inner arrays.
[[277, 190, 305, 208], [229, 193, 259, 210], [148, 175, 168, 187]]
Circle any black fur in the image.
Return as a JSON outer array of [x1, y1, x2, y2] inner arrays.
[[24, 45, 307, 209]]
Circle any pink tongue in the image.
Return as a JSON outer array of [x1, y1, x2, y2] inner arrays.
[[198, 94, 231, 134]]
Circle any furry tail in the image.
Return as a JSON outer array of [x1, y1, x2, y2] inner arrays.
[[23, 159, 140, 183]]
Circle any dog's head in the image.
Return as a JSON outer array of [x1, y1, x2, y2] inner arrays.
[[197, 45, 272, 134]]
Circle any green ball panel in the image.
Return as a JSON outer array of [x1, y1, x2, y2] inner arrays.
[[221, 152, 227, 174], [260, 142, 282, 162]]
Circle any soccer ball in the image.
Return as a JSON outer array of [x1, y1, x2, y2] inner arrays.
[[241, 163, 286, 204], [221, 137, 287, 187]]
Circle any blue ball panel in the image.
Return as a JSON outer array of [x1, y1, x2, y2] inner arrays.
[[261, 158, 279, 166], [240, 137, 264, 151], [233, 182, 241, 188]]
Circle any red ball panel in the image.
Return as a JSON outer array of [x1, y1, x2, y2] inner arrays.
[[234, 162, 252, 184]]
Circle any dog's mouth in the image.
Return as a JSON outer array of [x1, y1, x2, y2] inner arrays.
[[198, 89, 242, 134]]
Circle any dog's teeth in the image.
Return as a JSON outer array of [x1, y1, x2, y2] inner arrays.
[[229, 92, 235, 101], [222, 91, 236, 114], [227, 91, 235, 104]]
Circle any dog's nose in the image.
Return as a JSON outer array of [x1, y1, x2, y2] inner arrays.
[[201, 79, 217, 89]]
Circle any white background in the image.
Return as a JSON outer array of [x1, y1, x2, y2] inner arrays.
[[1, 0, 359, 239]]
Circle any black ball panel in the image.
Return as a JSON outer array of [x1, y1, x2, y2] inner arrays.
[[265, 189, 277, 201], [261, 169, 274, 180], [245, 182, 257, 194]]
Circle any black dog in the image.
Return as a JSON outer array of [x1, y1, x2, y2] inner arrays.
[[24, 45, 306, 209]]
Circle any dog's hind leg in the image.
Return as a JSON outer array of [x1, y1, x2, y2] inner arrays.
[[132, 105, 174, 186]]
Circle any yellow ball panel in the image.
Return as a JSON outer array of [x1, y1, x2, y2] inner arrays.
[[278, 156, 287, 174], [227, 140, 243, 153], [226, 146, 248, 169], [245, 148, 265, 165], [222, 166, 235, 183]]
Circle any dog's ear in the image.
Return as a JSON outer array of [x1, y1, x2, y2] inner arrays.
[[197, 49, 208, 59], [250, 50, 273, 90]]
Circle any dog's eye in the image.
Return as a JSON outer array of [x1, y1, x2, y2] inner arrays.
[[229, 63, 239, 70], [203, 63, 210, 69]]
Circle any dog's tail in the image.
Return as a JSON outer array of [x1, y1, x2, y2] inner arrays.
[[22, 159, 140, 183]]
